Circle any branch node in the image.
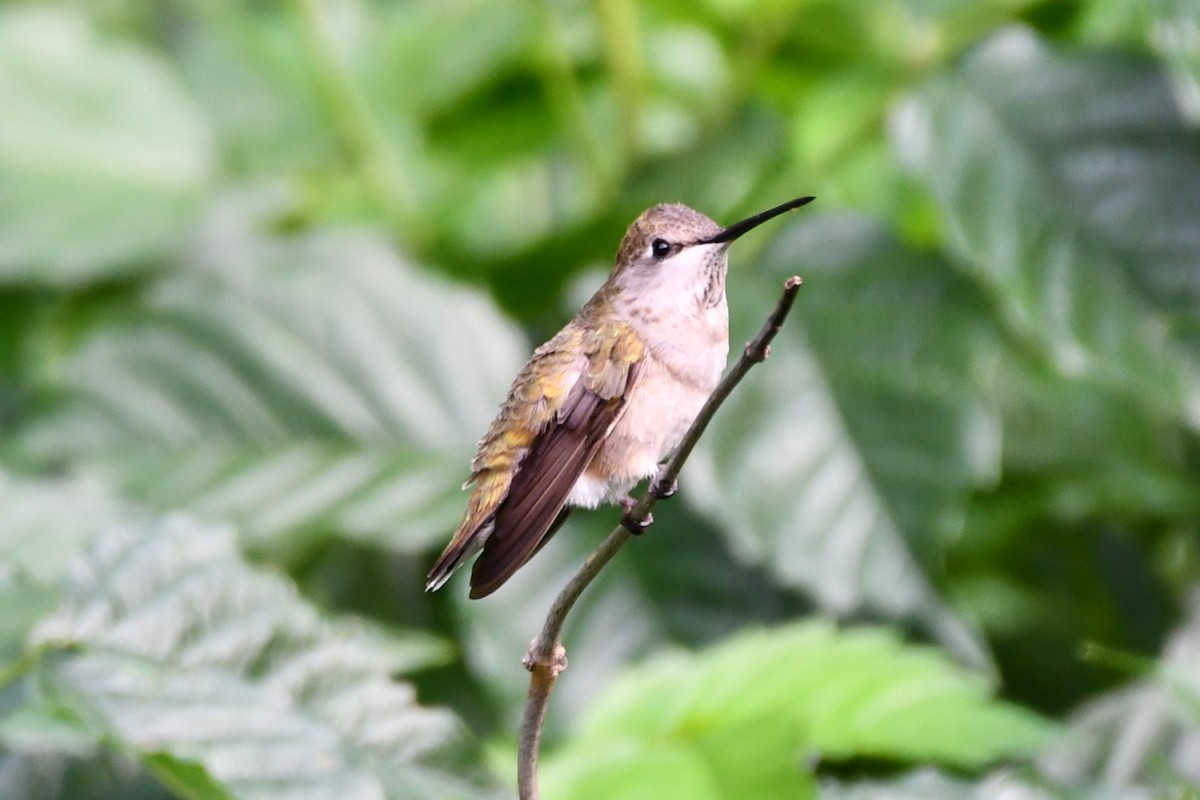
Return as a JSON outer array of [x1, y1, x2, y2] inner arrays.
[[524, 640, 568, 676]]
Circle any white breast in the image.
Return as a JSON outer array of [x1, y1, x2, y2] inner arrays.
[[568, 302, 728, 508]]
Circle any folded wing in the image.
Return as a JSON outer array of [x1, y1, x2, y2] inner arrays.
[[426, 318, 645, 597]]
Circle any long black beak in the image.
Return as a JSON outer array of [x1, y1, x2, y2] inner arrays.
[[699, 196, 815, 245]]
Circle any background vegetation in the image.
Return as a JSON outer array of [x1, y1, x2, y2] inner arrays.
[[0, 0, 1197, 797]]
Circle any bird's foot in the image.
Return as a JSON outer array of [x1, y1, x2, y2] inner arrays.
[[523, 638, 568, 677], [650, 465, 678, 499], [620, 495, 653, 535]]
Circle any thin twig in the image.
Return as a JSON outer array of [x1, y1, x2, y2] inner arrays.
[[516, 276, 804, 800]]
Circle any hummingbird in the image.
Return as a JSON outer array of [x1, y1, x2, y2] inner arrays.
[[426, 195, 814, 598]]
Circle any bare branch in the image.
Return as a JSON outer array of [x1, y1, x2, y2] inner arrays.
[[516, 275, 804, 799]]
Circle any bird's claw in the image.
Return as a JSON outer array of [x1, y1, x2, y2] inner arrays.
[[620, 495, 653, 535], [650, 467, 678, 499]]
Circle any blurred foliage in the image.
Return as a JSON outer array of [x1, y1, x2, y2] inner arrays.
[[540, 623, 1053, 799], [0, 0, 1198, 798]]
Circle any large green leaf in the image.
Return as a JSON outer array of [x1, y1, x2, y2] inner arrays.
[[28, 514, 496, 800], [686, 213, 996, 663], [541, 622, 1052, 800], [893, 27, 1200, 426], [18, 195, 527, 554], [0, 7, 214, 283], [982, 356, 1199, 514]]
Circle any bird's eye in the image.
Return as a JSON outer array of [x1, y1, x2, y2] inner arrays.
[[651, 238, 671, 260]]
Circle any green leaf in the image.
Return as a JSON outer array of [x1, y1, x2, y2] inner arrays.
[[544, 737, 765, 800], [893, 28, 1200, 426], [30, 513, 496, 800], [349, 620, 457, 675], [19, 194, 527, 554], [985, 355, 1200, 521], [143, 752, 234, 800], [542, 622, 1052, 800], [0, 7, 214, 283], [687, 213, 996, 663]]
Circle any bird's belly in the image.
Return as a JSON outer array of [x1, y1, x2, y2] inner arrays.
[[568, 356, 718, 508]]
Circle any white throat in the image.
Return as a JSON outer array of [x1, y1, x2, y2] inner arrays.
[[611, 243, 730, 388]]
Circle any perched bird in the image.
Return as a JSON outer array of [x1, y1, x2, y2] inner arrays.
[[427, 196, 814, 598]]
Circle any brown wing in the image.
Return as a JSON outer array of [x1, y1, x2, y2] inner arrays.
[[468, 361, 641, 598], [426, 315, 645, 597]]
